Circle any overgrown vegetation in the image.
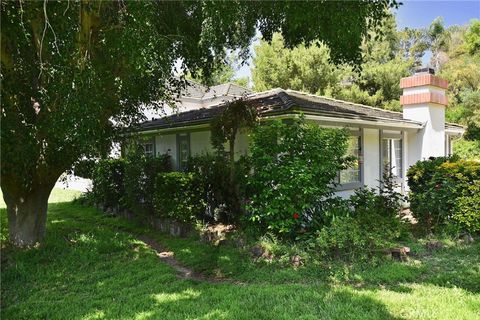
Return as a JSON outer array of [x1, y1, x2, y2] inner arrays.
[[124, 147, 171, 214], [2, 0, 397, 247], [92, 159, 127, 209], [312, 172, 406, 263], [154, 172, 206, 223], [1, 191, 479, 319], [246, 117, 351, 236], [407, 156, 480, 233]]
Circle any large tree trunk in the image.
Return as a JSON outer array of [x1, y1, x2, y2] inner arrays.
[[3, 185, 53, 247]]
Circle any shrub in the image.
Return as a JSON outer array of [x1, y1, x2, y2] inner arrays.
[[92, 159, 126, 208], [313, 214, 397, 263], [154, 172, 206, 223], [309, 171, 405, 262], [407, 156, 480, 233], [124, 147, 171, 213], [186, 153, 251, 223], [453, 184, 480, 233], [186, 154, 233, 223], [246, 116, 351, 236], [73, 158, 97, 179], [350, 169, 404, 218]]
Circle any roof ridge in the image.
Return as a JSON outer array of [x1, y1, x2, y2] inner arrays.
[[225, 81, 252, 92], [246, 88, 285, 99], [285, 89, 404, 116]]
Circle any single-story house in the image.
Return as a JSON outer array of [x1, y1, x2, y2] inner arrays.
[[131, 68, 465, 197]]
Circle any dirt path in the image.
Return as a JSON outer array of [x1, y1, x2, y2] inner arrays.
[[136, 234, 239, 284]]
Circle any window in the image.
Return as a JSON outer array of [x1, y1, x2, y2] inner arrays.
[[445, 135, 453, 156], [177, 133, 190, 171], [143, 143, 154, 157], [337, 134, 362, 185], [381, 138, 403, 178]]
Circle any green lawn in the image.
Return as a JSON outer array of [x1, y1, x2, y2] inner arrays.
[[1, 190, 479, 319], [0, 187, 82, 209]]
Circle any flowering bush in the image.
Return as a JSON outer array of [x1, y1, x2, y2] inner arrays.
[[407, 156, 480, 233], [246, 116, 350, 237]]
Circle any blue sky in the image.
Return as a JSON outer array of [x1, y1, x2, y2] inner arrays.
[[236, 0, 480, 81]]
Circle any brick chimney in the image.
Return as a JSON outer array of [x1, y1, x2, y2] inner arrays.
[[400, 68, 448, 163]]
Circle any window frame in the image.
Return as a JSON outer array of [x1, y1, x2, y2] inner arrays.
[[335, 128, 364, 191], [445, 134, 453, 156], [176, 132, 191, 171], [143, 142, 154, 157], [141, 137, 156, 157], [379, 130, 404, 186]]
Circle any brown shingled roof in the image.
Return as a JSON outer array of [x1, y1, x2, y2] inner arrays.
[[136, 88, 443, 132]]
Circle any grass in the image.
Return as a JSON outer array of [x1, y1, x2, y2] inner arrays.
[[0, 188, 82, 209], [1, 190, 479, 319]]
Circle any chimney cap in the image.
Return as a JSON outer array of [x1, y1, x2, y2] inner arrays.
[[415, 67, 435, 75]]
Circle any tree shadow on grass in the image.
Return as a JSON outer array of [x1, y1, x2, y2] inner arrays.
[[1, 202, 403, 320], [2, 202, 477, 319]]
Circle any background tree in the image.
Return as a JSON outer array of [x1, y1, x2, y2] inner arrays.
[[465, 19, 480, 55], [1, 0, 397, 247], [426, 17, 451, 70], [439, 19, 480, 155], [252, 14, 419, 110], [186, 53, 250, 88], [252, 34, 344, 95], [340, 15, 418, 111]]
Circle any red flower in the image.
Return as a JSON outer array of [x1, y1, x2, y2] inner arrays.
[[293, 213, 300, 219]]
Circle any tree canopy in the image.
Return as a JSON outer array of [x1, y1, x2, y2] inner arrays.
[[252, 14, 419, 111], [1, 0, 398, 246]]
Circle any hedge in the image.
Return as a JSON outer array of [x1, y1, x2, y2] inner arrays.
[[154, 172, 206, 223], [92, 159, 126, 208], [124, 151, 171, 213]]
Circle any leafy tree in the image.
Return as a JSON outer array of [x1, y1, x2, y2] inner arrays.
[[252, 34, 344, 95], [337, 14, 416, 110], [2, 0, 397, 246], [398, 27, 429, 65], [464, 19, 480, 55], [211, 99, 258, 216], [251, 14, 416, 110], [440, 20, 480, 146], [186, 52, 249, 87], [247, 116, 350, 236], [427, 17, 451, 70]]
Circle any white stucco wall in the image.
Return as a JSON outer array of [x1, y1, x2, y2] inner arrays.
[[403, 103, 445, 164], [234, 132, 249, 159], [191, 131, 213, 155], [155, 134, 177, 166], [402, 84, 446, 163]]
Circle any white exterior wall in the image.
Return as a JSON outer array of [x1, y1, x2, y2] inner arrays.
[[150, 124, 419, 197], [191, 131, 213, 155], [234, 132, 249, 160], [155, 134, 177, 166], [402, 86, 446, 164]]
